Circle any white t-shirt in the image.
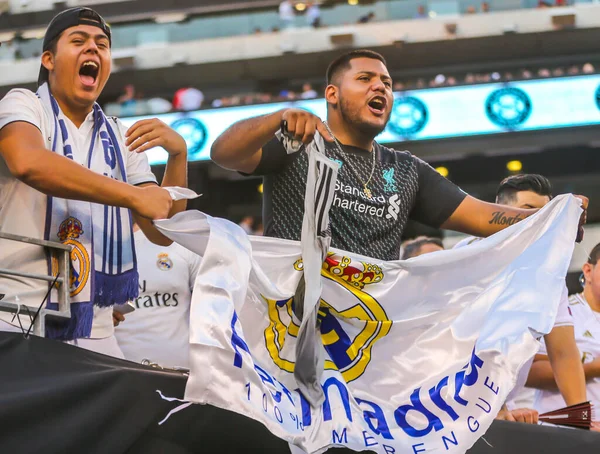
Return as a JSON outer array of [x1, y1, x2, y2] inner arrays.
[[533, 293, 600, 414], [0, 89, 157, 338], [506, 287, 573, 409], [114, 229, 201, 368]]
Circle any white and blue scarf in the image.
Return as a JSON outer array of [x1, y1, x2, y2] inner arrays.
[[37, 83, 138, 340]]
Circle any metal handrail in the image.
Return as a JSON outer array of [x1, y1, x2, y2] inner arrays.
[[0, 231, 72, 337]]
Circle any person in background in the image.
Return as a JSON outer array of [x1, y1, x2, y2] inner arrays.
[[172, 87, 204, 111], [527, 243, 600, 427], [415, 5, 428, 19], [401, 236, 444, 260], [481, 2, 490, 13], [114, 225, 201, 369], [358, 12, 375, 24], [454, 174, 587, 423], [300, 83, 318, 99], [146, 96, 172, 114], [117, 83, 137, 116], [279, 0, 295, 29], [238, 216, 255, 235], [306, 2, 321, 28]]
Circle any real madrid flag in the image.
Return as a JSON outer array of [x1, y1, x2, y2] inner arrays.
[[155, 181, 581, 451]]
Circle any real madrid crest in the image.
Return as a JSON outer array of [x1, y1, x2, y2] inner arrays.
[[57, 216, 90, 297], [156, 253, 173, 271], [264, 254, 390, 383]]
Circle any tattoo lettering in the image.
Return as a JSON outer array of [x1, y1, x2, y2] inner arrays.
[[489, 211, 525, 226]]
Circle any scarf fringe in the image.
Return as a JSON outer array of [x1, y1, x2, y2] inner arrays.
[[94, 268, 139, 307], [45, 302, 94, 341]]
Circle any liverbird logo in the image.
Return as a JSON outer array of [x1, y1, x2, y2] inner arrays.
[[264, 253, 390, 382], [382, 167, 397, 193]]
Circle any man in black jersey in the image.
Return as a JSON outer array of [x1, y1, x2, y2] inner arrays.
[[211, 50, 587, 260]]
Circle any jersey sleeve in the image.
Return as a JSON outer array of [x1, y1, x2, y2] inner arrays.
[[111, 118, 158, 186], [0, 89, 45, 135], [409, 157, 468, 228], [247, 134, 302, 176], [539, 287, 573, 356], [553, 286, 574, 328]]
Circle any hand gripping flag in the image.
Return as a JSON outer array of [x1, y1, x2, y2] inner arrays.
[[154, 145, 582, 453]]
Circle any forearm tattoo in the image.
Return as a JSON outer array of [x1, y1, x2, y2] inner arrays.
[[489, 211, 526, 226]]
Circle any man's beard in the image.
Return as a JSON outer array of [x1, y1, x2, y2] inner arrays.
[[339, 97, 390, 139]]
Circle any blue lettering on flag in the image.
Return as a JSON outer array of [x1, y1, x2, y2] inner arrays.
[[412, 443, 426, 453], [356, 398, 394, 440], [362, 431, 378, 447], [442, 431, 458, 450], [395, 388, 444, 437], [323, 377, 352, 423], [332, 428, 348, 444], [231, 311, 250, 368]]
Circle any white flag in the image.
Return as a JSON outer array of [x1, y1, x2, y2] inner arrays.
[[154, 194, 580, 454]]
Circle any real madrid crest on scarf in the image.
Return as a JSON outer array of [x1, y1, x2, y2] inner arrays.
[[57, 216, 91, 296]]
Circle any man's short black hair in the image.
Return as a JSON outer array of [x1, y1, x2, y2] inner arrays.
[[495, 174, 553, 204], [401, 236, 444, 260], [326, 49, 387, 85], [588, 243, 600, 265]]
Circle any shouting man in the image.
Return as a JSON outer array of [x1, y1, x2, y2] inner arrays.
[[210, 50, 586, 260], [0, 8, 188, 356]]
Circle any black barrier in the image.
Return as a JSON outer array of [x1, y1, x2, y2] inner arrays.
[[0, 332, 598, 454]]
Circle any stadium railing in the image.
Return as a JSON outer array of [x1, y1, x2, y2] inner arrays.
[[0, 232, 72, 337]]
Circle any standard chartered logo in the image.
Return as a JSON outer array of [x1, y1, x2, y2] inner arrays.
[[333, 182, 401, 220], [385, 194, 400, 221]]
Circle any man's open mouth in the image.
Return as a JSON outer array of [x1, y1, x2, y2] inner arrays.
[[368, 96, 387, 114], [79, 61, 99, 87]]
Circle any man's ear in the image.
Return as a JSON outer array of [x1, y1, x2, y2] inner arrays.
[[583, 263, 593, 285], [325, 84, 338, 107], [41, 50, 55, 72]]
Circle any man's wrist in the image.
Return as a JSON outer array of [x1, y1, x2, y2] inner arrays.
[[123, 184, 142, 212], [166, 145, 187, 158]]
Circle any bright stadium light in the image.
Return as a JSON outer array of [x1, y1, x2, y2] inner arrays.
[[348, 0, 359, 5], [154, 13, 188, 24], [506, 160, 523, 172], [295, 2, 307, 11], [435, 166, 449, 178]]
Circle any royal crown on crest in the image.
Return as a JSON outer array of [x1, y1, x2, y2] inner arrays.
[[294, 254, 384, 290], [323, 255, 383, 289], [57, 217, 84, 242]]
